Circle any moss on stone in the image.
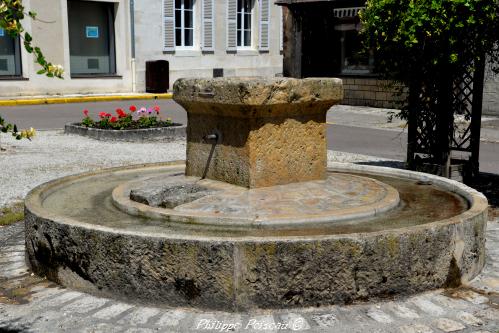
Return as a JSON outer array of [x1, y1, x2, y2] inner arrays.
[[385, 235, 400, 257], [0, 202, 24, 226]]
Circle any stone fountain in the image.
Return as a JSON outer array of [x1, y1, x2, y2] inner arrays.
[[24, 77, 487, 311]]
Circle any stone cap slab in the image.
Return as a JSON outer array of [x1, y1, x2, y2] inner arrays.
[[173, 77, 343, 114]]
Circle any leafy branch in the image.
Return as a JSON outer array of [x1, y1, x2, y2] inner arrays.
[[360, 0, 499, 119], [0, 115, 35, 142], [0, 0, 64, 78]]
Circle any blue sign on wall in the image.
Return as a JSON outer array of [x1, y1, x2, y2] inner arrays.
[[0, 28, 4, 37], [85, 26, 99, 39]]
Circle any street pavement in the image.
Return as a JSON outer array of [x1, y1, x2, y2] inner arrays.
[[1, 100, 499, 174]]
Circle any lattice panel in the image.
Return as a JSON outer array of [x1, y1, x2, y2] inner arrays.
[[411, 87, 440, 157], [451, 60, 475, 151], [408, 55, 485, 178]]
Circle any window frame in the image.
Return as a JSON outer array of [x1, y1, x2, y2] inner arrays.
[[67, 0, 117, 77], [236, 0, 253, 49], [175, 0, 195, 49], [0, 30, 23, 77]]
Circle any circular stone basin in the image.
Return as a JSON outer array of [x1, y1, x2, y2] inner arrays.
[[24, 161, 488, 311]]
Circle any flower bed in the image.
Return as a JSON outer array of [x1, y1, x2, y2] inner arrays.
[[81, 105, 174, 130], [65, 104, 185, 142]]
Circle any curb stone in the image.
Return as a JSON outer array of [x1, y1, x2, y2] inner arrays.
[[0, 93, 172, 106]]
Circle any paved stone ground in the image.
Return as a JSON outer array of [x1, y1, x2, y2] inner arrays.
[[0, 220, 498, 332]]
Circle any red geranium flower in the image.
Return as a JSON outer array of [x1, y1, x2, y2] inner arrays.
[[116, 108, 126, 118], [105, 113, 112, 118], [153, 105, 160, 112], [129, 105, 137, 112], [98, 112, 107, 118], [83, 109, 89, 117], [110, 117, 117, 123]]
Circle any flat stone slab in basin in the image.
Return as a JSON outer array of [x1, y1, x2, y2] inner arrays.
[[129, 175, 220, 209], [64, 123, 186, 142], [120, 172, 400, 227]]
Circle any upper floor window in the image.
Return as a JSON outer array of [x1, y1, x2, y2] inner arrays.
[[237, 0, 252, 47], [0, 28, 22, 76], [175, 0, 194, 47]]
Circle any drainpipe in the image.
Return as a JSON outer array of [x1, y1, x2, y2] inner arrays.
[[130, 0, 137, 92]]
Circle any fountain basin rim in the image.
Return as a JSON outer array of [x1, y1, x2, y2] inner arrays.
[[24, 160, 488, 243]]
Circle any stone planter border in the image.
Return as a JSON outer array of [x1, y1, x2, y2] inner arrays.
[[64, 123, 186, 142]]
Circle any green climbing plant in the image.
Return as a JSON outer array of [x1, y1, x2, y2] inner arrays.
[[0, 0, 64, 77], [0, 0, 63, 148], [0, 115, 35, 150], [360, 0, 499, 118]]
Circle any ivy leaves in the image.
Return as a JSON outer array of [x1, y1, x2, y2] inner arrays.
[[0, 115, 21, 140], [0, 0, 64, 78]]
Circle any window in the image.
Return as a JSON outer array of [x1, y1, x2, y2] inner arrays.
[[175, 0, 194, 47], [68, 0, 116, 76], [237, 0, 252, 47], [0, 28, 22, 76], [340, 29, 373, 74], [333, 7, 374, 75]]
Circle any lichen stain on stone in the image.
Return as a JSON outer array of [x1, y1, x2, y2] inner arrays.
[[385, 235, 400, 257], [444, 257, 462, 288]]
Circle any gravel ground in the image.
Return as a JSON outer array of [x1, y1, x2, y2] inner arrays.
[[0, 130, 398, 208]]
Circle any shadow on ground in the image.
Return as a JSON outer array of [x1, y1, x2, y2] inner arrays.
[[467, 172, 499, 219], [356, 161, 406, 169]]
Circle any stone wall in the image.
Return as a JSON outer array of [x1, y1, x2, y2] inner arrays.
[[341, 77, 405, 109], [340, 69, 499, 116], [483, 68, 499, 116]]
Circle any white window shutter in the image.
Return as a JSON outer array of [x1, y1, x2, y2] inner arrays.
[[279, 6, 283, 51], [259, 0, 270, 51], [163, 0, 175, 51], [202, 0, 215, 51], [226, 0, 237, 51]]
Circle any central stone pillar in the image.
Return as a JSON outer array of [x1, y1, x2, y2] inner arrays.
[[173, 77, 343, 188]]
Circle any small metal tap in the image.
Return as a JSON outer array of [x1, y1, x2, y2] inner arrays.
[[203, 133, 218, 141]]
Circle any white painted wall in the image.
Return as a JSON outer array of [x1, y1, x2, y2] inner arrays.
[[134, 0, 283, 91], [0, 0, 133, 97]]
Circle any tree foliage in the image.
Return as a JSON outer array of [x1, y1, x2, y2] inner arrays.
[[360, 0, 499, 116], [0, 0, 63, 78]]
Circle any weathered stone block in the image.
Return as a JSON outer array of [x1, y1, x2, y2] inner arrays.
[[173, 77, 343, 188]]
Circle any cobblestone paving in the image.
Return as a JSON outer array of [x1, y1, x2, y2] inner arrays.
[[0, 221, 498, 332]]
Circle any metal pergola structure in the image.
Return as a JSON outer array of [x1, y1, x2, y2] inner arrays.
[[406, 59, 486, 181], [276, 0, 486, 182]]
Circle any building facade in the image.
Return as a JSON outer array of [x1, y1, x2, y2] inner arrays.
[[0, 0, 133, 97], [133, 0, 284, 91], [0, 0, 284, 97]]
